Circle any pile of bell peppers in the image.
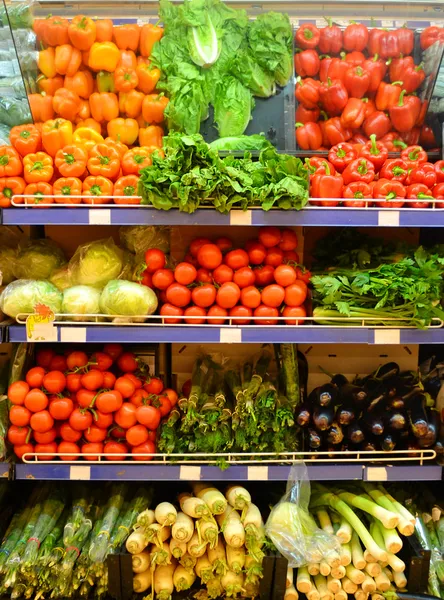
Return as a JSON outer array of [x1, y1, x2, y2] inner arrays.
[[0, 120, 165, 207], [294, 20, 437, 151], [30, 15, 168, 148], [307, 140, 444, 207]]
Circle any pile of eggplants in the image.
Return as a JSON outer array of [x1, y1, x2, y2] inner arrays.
[[296, 362, 442, 453]]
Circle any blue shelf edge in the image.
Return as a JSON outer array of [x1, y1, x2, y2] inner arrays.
[[0, 463, 9, 478]]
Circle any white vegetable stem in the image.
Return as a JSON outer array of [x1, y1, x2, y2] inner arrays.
[[337, 492, 399, 530], [362, 575, 377, 594], [155, 502, 177, 526], [336, 517, 353, 544], [342, 576, 357, 594], [308, 564, 320, 576], [314, 574, 333, 600], [339, 543, 351, 566], [330, 565, 346, 579], [173, 564, 196, 591], [364, 563, 381, 578], [363, 484, 414, 536], [178, 492, 211, 520], [370, 524, 405, 573], [169, 538, 187, 560], [393, 569, 407, 589], [217, 506, 245, 549], [172, 512, 194, 543], [154, 561, 176, 600], [296, 566, 312, 594], [327, 575, 341, 594], [126, 529, 148, 555], [132, 550, 150, 573], [133, 570, 151, 593], [286, 567, 294, 588], [376, 521, 403, 554], [345, 564, 365, 584], [193, 484, 227, 515], [285, 584, 299, 600], [226, 485, 251, 512], [317, 510, 335, 535], [351, 532, 366, 570], [320, 561, 331, 576], [335, 590, 347, 600]]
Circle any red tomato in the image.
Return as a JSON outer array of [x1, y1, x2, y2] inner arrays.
[[259, 226, 281, 248], [95, 390, 123, 413], [124, 373, 142, 389], [152, 268, 175, 290], [191, 284, 217, 308], [35, 442, 57, 461], [254, 265, 275, 287], [130, 388, 151, 408], [110, 426, 126, 440], [36, 348, 55, 368], [14, 443, 34, 459], [216, 282, 241, 309], [182, 379, 192, 397], [104, 441, 128, 460], [26, 366, 45, 388], [58, 441, 80, 461], [69, 408, 92, 431], [213, 264, 234, 285], [66, 372, 82, 393], [274, 264, 297, 287], [224, 249, 249, 271], [155, 395, 172, 417], [114, 376, 135, 399], [265, 247, 284, 267], [240, 286, 262, 309], [283, 250, 300, 264], [49, 355, 68, 372], [279, 229, 298, 251], [43, 370, 66, 394], [91, 352, 113, 372], [7, 425, 30, 445], [81, 370, 104, 391], [215, 237, 233, 253], [296, 267, 312, 284], [144, 248, 166, 273], [174, 262, 197, 285], [60, 422, 82, 442], [207, 305, 227, 324], [163, 388, 178, 407], [284, 281, 308, 306], [160, 303, 184, 324], [229, 305, 252, 325], [166, 282, 191, 308], [233, 267, 255, 289], [261, 284, 285, 308], [184, 306, 206, 324], [103, 370, 117, 388], [30, 410, 54, 433], [254, 305, 279, 325], [8, 381, 30, 405], [184, 253, 198, 268], [117, 352, 138, 373], [82, 442, 104, 461], [115, 402, 138, 429], [34, 428, 57, 443], [189, 237, 211, 257], [136, 405, 161, 429], [144, 377, 164, 395], [132, 440, 156, 460], [77, 388, 96, 408], [126, 424, 149, 446], [10, 405, 31, 427], [283, 305, 307, 325], [49, 396, 73, 420], [66, 351, 89, 371], [103, 344, 123, 360], [141, 270, 153, 287], [196, 268, 213, 284], [94, 410, 114, 429], [197, 244, 223, 270], [245, 240, 267, 265]]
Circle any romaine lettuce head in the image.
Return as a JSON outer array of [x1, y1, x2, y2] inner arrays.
[[0, 247, 17, 284], [69, 238, 123, 288], [14, 239, 65, 280], [0, 280, 62, 319], [214, 76, 254, 137], [62, 286, 101, 321], [100, 280, 158, 317]]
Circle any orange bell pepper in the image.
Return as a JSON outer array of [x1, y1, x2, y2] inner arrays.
[[139, 23, 163, 57], [104, 137, 128, 159], [0, 147, 22, 177], [53, 177, 82, 201], [113, 24, 140, 51], [24, 181, 53, 205], [122, 147, 154, 175], [89, 42, 120, 72], [114, 67, 138, 93], [82, 50, 90, 68], [10, 125, 42, 157], [72, 127, 104, 154], [53, 88, 81, 121], [142, 94, 169, 124], [107, 118, 139, 146], [44, 16, 70, 47], [42, 119, 73, 157], [95, 19, 113, 42], [68, 16, 97, 51], [89, 92, 119, 122], [136, 61, 160, 94], [138, 124, 163, 148], [83, 175, 114, 203], [113, 175, 140, 204], [37, 75, 64, 96], [33, 19, 47, 45], [64, 70, 94, 99], [55, 145, 88, 178], [28, 94, 55, 123], [77, 100, 91, 121], [119, 50, 137, 70], [87, 143, 121, 180], [38, 48, 57, 79], [75, 119, 101, 134], [119, 90, 144, 119], [0, 177, 26, 207], [55, 44, 82, 77], [23, 152, 54, 183]]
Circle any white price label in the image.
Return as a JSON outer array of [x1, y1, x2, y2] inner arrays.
[[26, 317, 57, 342], [381, 20, 394, 27], [230, 211, 252, 226], [60, 327, 87, 343], [366, 467, 387, 482], [378, 211, 400, 227], [220, 328, 242, 344], [179, 466, 201, 480], [70, 466, 91, 480], [247, 466, 269, 481], [89, 209, 111, 225], [373, 329, 401, 345]]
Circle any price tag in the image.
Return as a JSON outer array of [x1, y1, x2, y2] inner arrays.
[[378, 211, 400, 227], [179, 466, 201, 480], [220, 328, 242, 344], [373, 329, 401, 345], [89, 209, 111, 225], [365, 467, 387, 482], [230, 211, 252, 226], [248, 466, 269, 481], [381, 20, 394, 27], [70, 466, 91, 480], [26, 306, 57, 342], [60, 327, 87, 343]]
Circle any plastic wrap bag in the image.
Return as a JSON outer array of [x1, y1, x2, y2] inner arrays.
[[265, 463, 340, 567], [67, 238, 123, 289], [49, 265, 72, 291], [0, 279, 63, 319], [119, 226, 170, 255], [15, 238, 65, 280], [100, 280, 158, 323], [62, 285, 101, 321], [0, 97, 31, 127]]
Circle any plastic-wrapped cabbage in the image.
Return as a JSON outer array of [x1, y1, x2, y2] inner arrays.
[[69, 238, 123, 289], [15, 239, 65, 280], [0, 247, 17, 284], [100, 280, 158, 322], [119, 226, 170, 255], [62, 286, 101, 322], [49, 266, 72, 291], [0, 280, 62, 319], [119, 250, 135, 281]]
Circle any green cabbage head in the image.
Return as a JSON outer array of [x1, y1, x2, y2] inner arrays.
[[0, 280, 62, 319]]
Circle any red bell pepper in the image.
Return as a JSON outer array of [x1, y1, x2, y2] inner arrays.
[[294, 49, 320, 77], [319, 18, 343, 54], [420, 26, 444, 50], [375, 81, 403, 111], [327, 57, 350, 83], [295, 78, 320, 109], [304, 157, 336, 176], [389, 56, 414, 82], [310, 164, 344, 205], [318, 115, 330, 147], [351, 131, 369, 145], [400, 128, 421, 146], [359, 134, 388, 171], [368, 29, 401, 58], [362, 98, 376, 118], [389, 91, 421, 133], [344, 51, 366, 67], [432, 182, 444, 208], [319, 78, 349, 116], [379, 132, 407, 152], [328, 142, 357, 172], [340, 98, 366, 129], [405, 183, 433, 208], [434, 161, 444, 183], [362, 111, 391, 140], [296, 105, 320, 124], [363, 55, 387, 93], [396, 26, 414, 55], [368, 30, 385, 55], [342, 158, 375, 185], [406, 163, 437, 188], [324, 118, 352, 146], [344, 66, 370, 98], [295, 24, 320, 49], [402, 63, 426, 94], [416, 101, 428, 128], [400, 145, 428, 169], [373, 178, 406, 208], [319, 56, 334, 82], [343, 23, 369, 52], [420, 125, 437, 150], [343, 181, 373, 207], [380, 158, 408, 183], [295, 122, 323, 150]]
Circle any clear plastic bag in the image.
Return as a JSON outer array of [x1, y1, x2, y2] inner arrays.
[[119, 226, 170, 255], [0, 279, 63, 319], [265, 463, 340, 567], [67, 238, 123, 289], [14, 238, 65, 280]]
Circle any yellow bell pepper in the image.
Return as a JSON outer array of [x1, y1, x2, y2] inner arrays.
[[107, 118, 139, 146], [88, 42, 120, 73], [72, 127, 104, 154]]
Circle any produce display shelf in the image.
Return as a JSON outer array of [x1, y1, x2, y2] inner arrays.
[[4, 206, 444, 227], [7, 323, 444, 345]]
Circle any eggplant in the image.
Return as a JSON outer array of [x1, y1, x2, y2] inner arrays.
[[346, 421, 365, 444], [331, 373, 349, 388], [362, 377, 385, 398], [316, 383, 338, 407], [313, 405, 334, 431], [362, 439, 378, 452], [388, 396, 405, 411], [374, 362, 400, 380], [363, 410, 385, 436], [367, 393, 387, 412], [335, 404, 356, 426], [388, 411, 407, 431], [308, 428, 322, 449], [418, 409, 439, 448], [297, 350, 309, 403], [408, 393, 429, 438], [337, 383, 367, 408], [295, 403, 311, 428], [326, 422, 344, 445], [381, 432, 398, 452]]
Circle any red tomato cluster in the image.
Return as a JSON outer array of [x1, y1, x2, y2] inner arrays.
[[7, 344, 178, 461], [294, 22, 437, 151], [309, 143, 444, 208], [140, 228, 311, 326]]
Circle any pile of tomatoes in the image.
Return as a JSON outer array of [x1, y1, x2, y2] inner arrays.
[[7, 344, 178, 461], [140, 227, 311, 326]]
